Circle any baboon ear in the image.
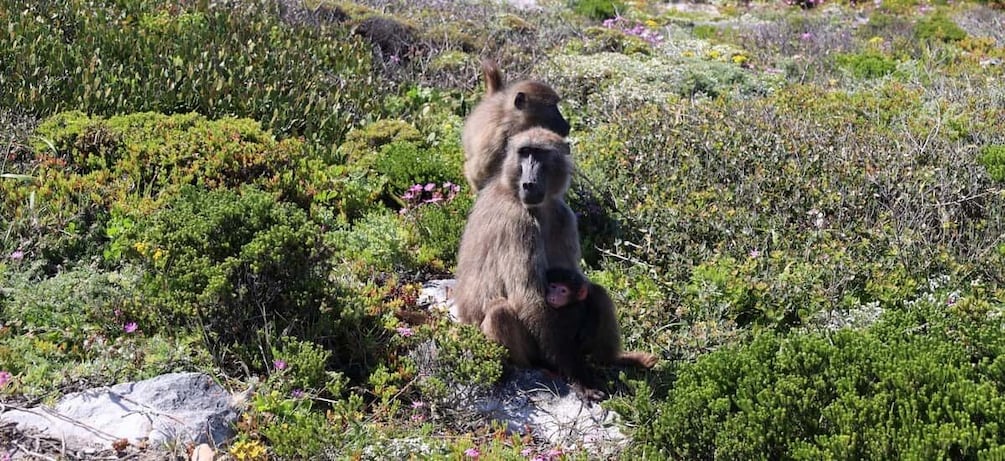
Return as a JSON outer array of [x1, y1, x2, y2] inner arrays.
[[514, 92, 527, 110], [577, 284, 589, 301]]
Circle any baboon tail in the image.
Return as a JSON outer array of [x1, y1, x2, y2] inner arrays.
[[481, 59, 504, 95]]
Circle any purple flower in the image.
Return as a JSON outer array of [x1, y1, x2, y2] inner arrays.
[[800, 32, 814, 41], [9, 250, 23, 261], [0, 370, 12, 387], [396, 326, 414, 337], [424, 183, 436, 192], [403, 191, 415, 200], [409, 184, 424, 193], [521, 447, 534, 457], [273, 359, 287, 370], [291, 389, 304, 398], [464, 447, 480, 459], [411, 400, 425, 408], [749, 249, 761, 258], [123, 322, 138, 334]]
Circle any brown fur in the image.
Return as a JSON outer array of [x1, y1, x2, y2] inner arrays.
[[454, 128, 656, 401], [461, 59, 571, 192]]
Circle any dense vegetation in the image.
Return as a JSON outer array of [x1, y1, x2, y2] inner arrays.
[[1, 0, 1003, 458]]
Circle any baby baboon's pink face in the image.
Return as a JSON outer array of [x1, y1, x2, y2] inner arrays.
[[546, 282, 574, 308]]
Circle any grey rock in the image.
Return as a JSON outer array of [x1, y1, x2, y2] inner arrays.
[[1, 372, 239, 452]]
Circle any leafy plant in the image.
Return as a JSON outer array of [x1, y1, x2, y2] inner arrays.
[[835, 51, 898, 78], [979, 145, 1005, 182], [570, 0, 624, 20], [635, 291, 1005, 459], [915, 13, 968, 43], [0, 0, 378, 145]]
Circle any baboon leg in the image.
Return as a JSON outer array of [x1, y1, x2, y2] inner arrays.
[[615, 351, 659, 369], [481, 298, 535, 367]]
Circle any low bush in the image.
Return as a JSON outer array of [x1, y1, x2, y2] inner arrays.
[[105, 185, 351, 370], [835, 51, 899, 78], [0, 263, 208, 396], [1, 111, 305, 269], [570, 0, 624, 21], [915, 13, 968, 43], [632, 291, 1005, 458], [980, 145, 1005, 182], [0, 0, 378, 145]]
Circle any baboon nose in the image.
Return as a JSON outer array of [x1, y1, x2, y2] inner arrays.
[[522, 182, 535, 191]]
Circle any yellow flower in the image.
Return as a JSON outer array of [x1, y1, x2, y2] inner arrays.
[[732, 54, 748, 65], [682, 50, 695, 58], [645, 19, 658, 28], [868, 36, 884, 45], [230, 439, 268, 461], [708, 49, 721, 60], [152, 248, 165, 262], [132, 242, 148, 256]]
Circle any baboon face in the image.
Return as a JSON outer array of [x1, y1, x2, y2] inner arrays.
[[512, 82, 571, 138], [545, 267, 588, 309], [505, 128, 571, 207]]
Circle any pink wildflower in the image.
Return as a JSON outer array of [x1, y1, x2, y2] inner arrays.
[[0, 371, 12, 387], [396, 326, 414, 337], [123, 322, 138, 334], [9, 250, 23, 261], [273, 359, 287, 370], [464, 447, 480, 459]]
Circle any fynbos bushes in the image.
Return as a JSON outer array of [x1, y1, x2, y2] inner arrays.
[[0, 0, 378, 145]]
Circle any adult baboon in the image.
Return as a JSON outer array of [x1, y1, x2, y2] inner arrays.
[[454, 128, 656, 399], [461, 59, 571, 192]]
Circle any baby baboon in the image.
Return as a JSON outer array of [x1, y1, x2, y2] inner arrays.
[[461, 59, 572, 192], [544, 267, 658, 393], [454, 128, 656, 400], [545, 267, 589, 310]]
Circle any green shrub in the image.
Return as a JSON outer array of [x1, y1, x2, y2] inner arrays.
[[835, 51, 899, 79], [980, 145, 1005, 182], [374, 141, 464, 196], [580, 94, 1005, 319], [33, 111, 300, 198], [0, 0, 377, 145], [915, 13, 967, 43], [327, 210, 414, 273], [570, 0, 624, 20], [404, 188, 472, 270], [0, 264, 208, 396], [1, 110, 307, 268], [637, 293, 1005, 459], [107, 186, 342, 366]]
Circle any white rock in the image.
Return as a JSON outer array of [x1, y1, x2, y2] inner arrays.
[[1, 372, 238, 452]]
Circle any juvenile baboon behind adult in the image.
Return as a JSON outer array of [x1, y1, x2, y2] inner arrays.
[[454, 128, 656, 399], [461, 59, 571, 192]]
